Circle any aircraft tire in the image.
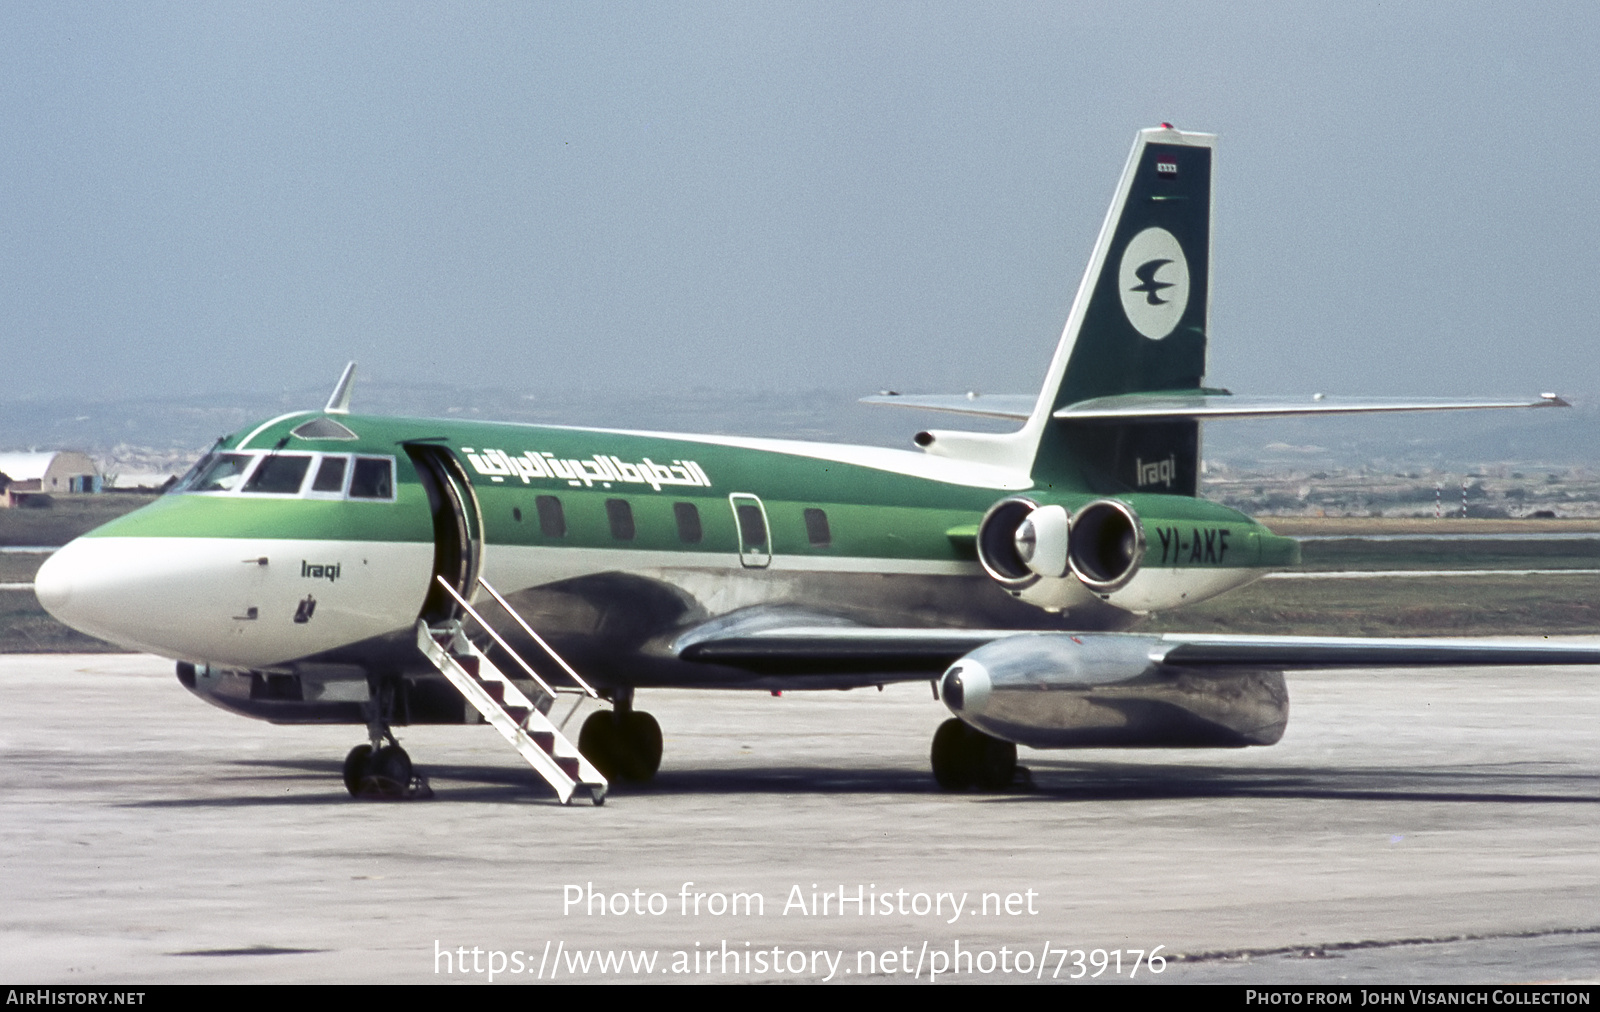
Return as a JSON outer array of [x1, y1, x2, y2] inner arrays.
[[579, 710, 663, 783], [343, 744, 373, 797], [618, 711, 663, 782], [971, 733, 1017, 791], [931, 718, 975, 790], [579, 711, 621, 778], [931, 719, 1017, 791], [367, 745, 412, 799]]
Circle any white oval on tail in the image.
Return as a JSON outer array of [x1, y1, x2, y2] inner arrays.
[[1118, 226, 1189, 340]]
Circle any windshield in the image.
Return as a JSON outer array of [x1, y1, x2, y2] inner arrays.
[[187, 453, 255, 493], [242, 454, 312, 494], [170, 450, 393, 500]]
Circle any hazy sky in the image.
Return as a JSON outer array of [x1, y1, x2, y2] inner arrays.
[[3, 3, 1597, 408]]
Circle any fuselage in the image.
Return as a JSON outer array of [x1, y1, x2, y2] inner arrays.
[[35, 409, 1294, 714]]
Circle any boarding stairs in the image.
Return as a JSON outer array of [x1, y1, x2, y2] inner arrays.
[[416, 576, 607, 806]]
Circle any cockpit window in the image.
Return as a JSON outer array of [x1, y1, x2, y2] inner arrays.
[[348, 457, 394, 499], [174, 450, 393, 501], [311, 456, 347, 493], [170, 453, 213, 493], [242, 455, 312, 494], [188, 454, 255, 493]]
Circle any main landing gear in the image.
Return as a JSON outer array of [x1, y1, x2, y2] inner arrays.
[[344, 677, 432, 800], [578, 688, 663, 783], [931, 718, 1018, 791]]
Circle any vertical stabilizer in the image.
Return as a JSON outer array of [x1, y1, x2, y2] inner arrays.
[[919, 127, 1214, 495]]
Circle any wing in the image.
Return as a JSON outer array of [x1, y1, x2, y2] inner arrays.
[[675, 621, 1600, 678]]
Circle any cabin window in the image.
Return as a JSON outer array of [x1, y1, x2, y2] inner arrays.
[[535, 495, 565, 537], [348, 457, 394, 499], [606, 499, 635, 541], [189, 453, 255, 493], [804, 507, 832, 547], [735, 503, 767, 550], [311, 456, 347, 493], [673, 502, 702, 543]]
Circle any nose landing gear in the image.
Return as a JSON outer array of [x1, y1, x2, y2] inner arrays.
[[343, 742, 431, 799], [343, 677, 433, 800]]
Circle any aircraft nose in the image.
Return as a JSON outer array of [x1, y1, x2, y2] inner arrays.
[[33, 544, 77, 617], [33, 537, 167, 653]]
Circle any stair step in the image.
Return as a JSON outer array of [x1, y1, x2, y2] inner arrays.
[[416, 617, 604, 805]]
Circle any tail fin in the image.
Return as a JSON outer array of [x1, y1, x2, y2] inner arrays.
[[916, 126, 1214, 494]]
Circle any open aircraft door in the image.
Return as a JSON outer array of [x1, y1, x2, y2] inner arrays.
[[729, 493, 772, 569], [406, 444, 484, 622]]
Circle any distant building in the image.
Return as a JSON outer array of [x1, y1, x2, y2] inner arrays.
[[0, 451, 101, 507]]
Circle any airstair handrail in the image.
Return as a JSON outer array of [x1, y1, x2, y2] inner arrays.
[[433, 576, 564, 700], [475, 577, 601, 698]]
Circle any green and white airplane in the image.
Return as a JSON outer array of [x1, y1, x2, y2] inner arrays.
[[35, 126, 1596, 804]]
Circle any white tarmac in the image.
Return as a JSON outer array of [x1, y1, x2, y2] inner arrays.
[[0, 653, 1595, 985]]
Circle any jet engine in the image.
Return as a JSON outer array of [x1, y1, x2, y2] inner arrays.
[[1064, 499, 1141, 592], [975, 495, 1285, 614], [975, 496, 1096, 612], [939, 633, 1289, 749]]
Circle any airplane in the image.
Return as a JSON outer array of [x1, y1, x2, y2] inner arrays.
[[34, 125, 1600, 805]]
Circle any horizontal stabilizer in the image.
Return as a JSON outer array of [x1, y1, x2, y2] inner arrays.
[[1055, 392, 1569, 421], [862, 391, 1568, 426], [860, 392, 1034, 421]]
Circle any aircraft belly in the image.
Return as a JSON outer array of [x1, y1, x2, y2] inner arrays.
[[38, 536, 432, 668]]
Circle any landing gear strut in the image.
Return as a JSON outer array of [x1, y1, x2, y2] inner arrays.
[[578, 688, 663, 783], [344, 675, 432, 799], [931, 718, 1017, 791]]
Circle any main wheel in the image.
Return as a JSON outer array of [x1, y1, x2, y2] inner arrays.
[[343, 744, 373, 796], [931, 718, 1017, 791], [579, 710, 663, 783], [617, 711, 663, 782], [579, 711, 620, 777], [931, 718, 974, 790], [970, 733, 1017, 791]]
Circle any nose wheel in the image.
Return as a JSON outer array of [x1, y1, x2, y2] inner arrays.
[[343, 742, 432, 799], [343, 676, 432, 799]]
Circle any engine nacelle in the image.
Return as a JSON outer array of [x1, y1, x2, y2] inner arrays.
[[976, 494, 1289, 615], [975, 497, 1096, 612], [939, 633, 1288, 749], [1066, 499, 1142, 592]]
